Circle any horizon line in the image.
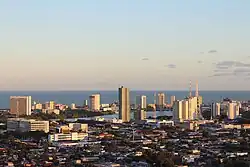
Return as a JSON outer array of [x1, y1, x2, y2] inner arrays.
[[0, 89, 249, 92]]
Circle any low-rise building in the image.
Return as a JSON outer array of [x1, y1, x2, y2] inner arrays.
[[35, 103, 43, 110], [42, 109, 60, 115], [242, 124, 250, 129], [57, 125, 70, 133], [69, 123, 88, 132], [111, 118, 123, 124], [221, 124, 241, 129], [157, 120, 174, 128], [7, 118, 49, 133], [48, 132, 88, 142], [134, 110, 146, 121], [95, 117, 105, 122]]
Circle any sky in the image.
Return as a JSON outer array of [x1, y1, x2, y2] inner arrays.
[[0, 0, 250, 90]]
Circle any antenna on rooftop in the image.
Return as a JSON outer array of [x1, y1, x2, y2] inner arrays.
[[189, 80, 192, 98], [154, 92, 156, 104], [195, 80, 199, 97]]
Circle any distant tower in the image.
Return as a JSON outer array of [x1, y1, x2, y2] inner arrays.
[[10, 96, 32, 116], [153, 92, 156, 119], [189, 80, 192, 98], [119, 86, 130, 122], [89, 94, 101, 111], [154, 93, 156, 104], [195, 81, 199, 97]]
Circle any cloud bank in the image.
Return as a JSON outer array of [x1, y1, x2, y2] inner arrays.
[[211, 60, 250, 78], [165, 64, 177, 69]]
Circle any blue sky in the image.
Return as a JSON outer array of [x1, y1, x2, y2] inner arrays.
[[0, 0, 250, 90]]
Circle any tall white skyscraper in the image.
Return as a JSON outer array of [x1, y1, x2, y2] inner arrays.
[[10, 96, 32, 116], [84, 100, 88, 106], [71, 103, 76, 109], [170, 95, 176, 107], [228, 102, 240, 119], [119, 86, 130, 122], [174, 97, 201, 122], [136, 95, 147, 109], [141, 96, 147, 109], [89, 94, 100, 111], [228, 103, 235, 119], [188, 97, 198, 120], [157, 93, 165, 110]]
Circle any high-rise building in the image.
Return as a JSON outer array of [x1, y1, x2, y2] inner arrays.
[[43, 102, 50, 110], [170, 96, 176, 107], [228, 102, 240, 119], [89, 94, 100, 111], [235, 103, 240, 117], [173, 100, 183, 122], [141, 95, 147, 109], [84, 100, 88, 106], [211, 103, 220, 118], [35, 103, 43, 110], [119, 86, 130, 122], [197, 96, 203, 108], [195, 81, 202, 115], [135, 96, 140, 109], [157, 93, 165, 109], [136, 95, 147, 109], [10, 96, 32, 116], [188, 97, 198, 120], [228, 103, 235, 119], [71, 103, 76, 109], [134, 110, 146, 121], [182, 100, 189, 120], [49, 101, 55, 110]]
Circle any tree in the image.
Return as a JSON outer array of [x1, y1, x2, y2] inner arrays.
[[202, 109, 211, 120], [224, 160, 250, 167], [143, 150, 175, 167], [73, 112, 79, 118]]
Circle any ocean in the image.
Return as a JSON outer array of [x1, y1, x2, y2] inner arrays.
[[1, 90, 250, 108]]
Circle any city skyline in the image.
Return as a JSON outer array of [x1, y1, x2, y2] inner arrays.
[[1, 1, 250, 90]]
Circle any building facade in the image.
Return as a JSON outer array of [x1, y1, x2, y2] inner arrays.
[[10, 96, 32, 116], [188, 97, 198, 120], [136, 95, 147, 109], [119, 86, 130, 122], [228, 102, 240, 119], [211, 103, 220, 118], [48, 132, 88, 142], [69, 123, 88, 132], [89, 94, 100, 111], [71, 103, 76, 109], [182, 100, 189, 120], [35, 103, 43, 110], [7, 118, 49, 133], [134, 110, 146, 121], [141, 95, 147, 109], [157, 93, 165, 108], [170, 95, 176, 107], [49, 101, 55, 110], [173, 100, 183, 122]]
